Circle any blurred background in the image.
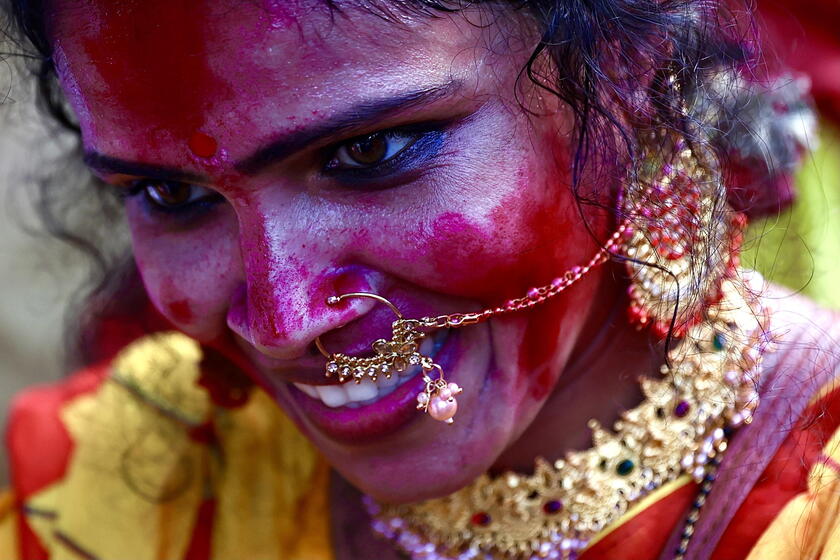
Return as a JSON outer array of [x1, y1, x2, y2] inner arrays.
[[0, 74, 89, 483], [0, 1, 839, 487]]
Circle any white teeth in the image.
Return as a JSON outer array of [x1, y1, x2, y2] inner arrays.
[[293, 382, 318, 399], [344, 378, 378, 401], [294, 330, 449, 408], [315, 385, 349, 408]]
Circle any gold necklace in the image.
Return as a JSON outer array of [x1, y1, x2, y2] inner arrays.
[[364, 272, 771, 560]]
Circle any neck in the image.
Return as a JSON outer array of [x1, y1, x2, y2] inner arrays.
[[492, 265, 661, 473]]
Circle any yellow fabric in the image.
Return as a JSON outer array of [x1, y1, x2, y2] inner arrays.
[[22, 332, 333, 560], [0, 490, 19, 560], [211, 390, 333, 560], [746, 425, 840, 560]]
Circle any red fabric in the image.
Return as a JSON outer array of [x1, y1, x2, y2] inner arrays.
[[758, 0, 840, 126], [711, 385, 840, 559], [581, 482, 698, 560], [184, 499, 216, 560], [5, 363, 110, 560]]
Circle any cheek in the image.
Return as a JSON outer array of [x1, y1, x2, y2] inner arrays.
[[127, 208, 242, 340], [406, 158, 589, 301]]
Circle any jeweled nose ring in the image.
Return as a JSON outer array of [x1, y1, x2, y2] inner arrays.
[[315, 221, 629, 425], [315, 292, 463, 424]]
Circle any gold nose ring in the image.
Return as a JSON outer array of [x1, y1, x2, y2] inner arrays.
[[314, 292, 403, 359], [314, 292, 462, 424]]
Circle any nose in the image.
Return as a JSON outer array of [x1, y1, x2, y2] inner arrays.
[[226, 202, 379, 360]]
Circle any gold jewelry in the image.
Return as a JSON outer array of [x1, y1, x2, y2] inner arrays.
[[315, 293, 463, 423], [365, 271, 771, 560], [622, 131, 745, 338], [318, 227, 628, 424]]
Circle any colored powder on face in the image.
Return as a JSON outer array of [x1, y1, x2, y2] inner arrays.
[[167, 299, 194, 323], [78, 0, 232, 141], [189, 132, 218, 158]]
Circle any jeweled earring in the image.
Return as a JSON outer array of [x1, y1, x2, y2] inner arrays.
[[619, 130, 746, 337]]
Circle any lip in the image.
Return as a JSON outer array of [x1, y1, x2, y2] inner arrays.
[[289, 329, 461, 444]]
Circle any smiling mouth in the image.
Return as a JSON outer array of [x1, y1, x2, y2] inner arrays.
[[292, 329, 449, 408]]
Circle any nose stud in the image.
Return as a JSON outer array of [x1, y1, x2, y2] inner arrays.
[[315, 292, 462, 424]]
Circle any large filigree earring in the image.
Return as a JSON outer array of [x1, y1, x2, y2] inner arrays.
[[620, 130, 746, 338]]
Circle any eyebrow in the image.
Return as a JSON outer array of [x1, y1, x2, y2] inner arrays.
[[83, 79, 463, 181], [83, 153, 208, 183], [235, 79, 462, 174]]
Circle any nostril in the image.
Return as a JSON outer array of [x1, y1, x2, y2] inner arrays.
[[306, 340, 322, 357]]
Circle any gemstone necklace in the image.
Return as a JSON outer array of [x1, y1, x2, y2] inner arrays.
[[363, 273, 771, 560]]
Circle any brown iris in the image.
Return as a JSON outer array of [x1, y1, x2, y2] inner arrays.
[[147, 181, 192, 206], [346, 134, 388, 166]]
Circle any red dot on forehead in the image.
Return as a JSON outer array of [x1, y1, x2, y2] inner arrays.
[[189, 132, 218, 158]]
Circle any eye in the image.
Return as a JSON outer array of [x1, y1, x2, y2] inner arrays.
[[130, 180, 219, 211], [327, 130, 417, 170]]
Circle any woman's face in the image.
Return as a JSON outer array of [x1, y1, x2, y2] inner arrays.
[[50, 0, 613, 502]]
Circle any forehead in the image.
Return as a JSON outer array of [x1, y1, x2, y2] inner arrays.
[[48, 0, 489, 162]]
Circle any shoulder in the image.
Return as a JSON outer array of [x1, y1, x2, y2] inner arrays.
[[4, 362, 110, 560], [763, 283, 840, 368], [4, 333, 208, 559], [757, 282, 840, 412], [6, 332, 206, 498]]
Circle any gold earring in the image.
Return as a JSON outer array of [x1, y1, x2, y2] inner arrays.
[[315, 293, 463, 424], [620, 130, 745, 338]]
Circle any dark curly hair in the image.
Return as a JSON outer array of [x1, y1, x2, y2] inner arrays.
[[1, 0, 805, 367]]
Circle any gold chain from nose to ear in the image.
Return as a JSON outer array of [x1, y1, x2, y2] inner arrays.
[[417, 222, 629, 331], [318, 221, 629, 419]]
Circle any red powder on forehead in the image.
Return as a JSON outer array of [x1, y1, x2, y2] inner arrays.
[[189, 132, 218, 158], [79, 0, 233, 145]]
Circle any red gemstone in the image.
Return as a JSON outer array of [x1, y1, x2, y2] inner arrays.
[[471, 512, 491, 526]]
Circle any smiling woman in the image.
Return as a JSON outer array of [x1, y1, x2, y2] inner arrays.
[[2, 1, 840, 560]]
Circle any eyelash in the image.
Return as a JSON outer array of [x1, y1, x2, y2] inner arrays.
[[322, 127, 447, 188], [123, 181, 223, 218], [122, 124, 447, 216]]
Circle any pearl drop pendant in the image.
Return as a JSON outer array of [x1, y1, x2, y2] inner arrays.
[[416, 370, 462, 424]]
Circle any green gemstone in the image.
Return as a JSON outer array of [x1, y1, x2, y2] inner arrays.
[[616, 459, 635, 476], [712, 332, 726, 351]]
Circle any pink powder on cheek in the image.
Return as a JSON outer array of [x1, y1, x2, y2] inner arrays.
[[419, 212, 521, 300], [154, 276, 198, 326], [260, 0, 325, 30]]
